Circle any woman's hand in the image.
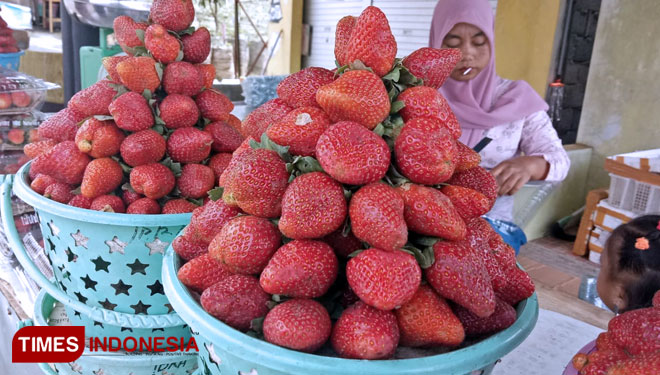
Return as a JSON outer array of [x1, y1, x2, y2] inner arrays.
[[490, 156, 550, 196]]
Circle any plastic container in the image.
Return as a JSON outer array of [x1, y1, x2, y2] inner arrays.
[[0, 110, 47, 151], [162, 245, 540, 375], [0, 50, 24, 70], [241, 75, 287, 108], [607, 173, 660, 214], [0, 66, 60, 114]]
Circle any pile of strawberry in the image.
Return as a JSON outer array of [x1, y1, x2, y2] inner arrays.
[[0, 12, 19, 54], [571, 292, 660, 375], [22, 0, 244, 214], [175, 6, 535, 360]]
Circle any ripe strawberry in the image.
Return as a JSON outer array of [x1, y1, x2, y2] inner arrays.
[[75, 118, 125, 158], [448, 167, 498, 206], [349, 183, 407, 252], [276, 67, 335, 108], [495, 266, 535, 306], [117, 57, 161, 93], [0, 93, 10, 109], [24, 139, 58, 159], [454, 141, 481, 172], [120, 129, 166, 167], [402, 47, 461, 89], [162, 61, 203, 96], [196, 64, 215, 89], [580, 349, 629, 375], [195, 89, 233, 122], [27, 129, 40, 143], [204, 121, 243, 153], [469, 236, 508, 294], [454, 297, 516, 336], [30, 174, 57, 195], [44, 182, 74, 203], [315, 121, 390, 185], [315, 69, 389, 130], [230, 136, 255, 159], [226, 114, 242, 132], [441, 185, 491, 219], [102, 55, 129, 83], [81, 158, 124, 198], [209, 215, 280, 275], [607, 352, 660, 375], [241, 98, 292, 139], [7, 129, 24, 144], [260, 240, 338, 298], [11, 92, 31, 107], [397, 183, 466, 241], [113, 16, 147, 55], [178, 253, 233, 293], [337, 6, 396, 77], [264, 299, 331, 353], [347, 248, 421, 310], [331, 301, 399, 360], [159, 94, 199, 129], [395, 117, 457, 184], [166, 127, 213, 163], [177, 164, 215, 199], [654, 290, 660, 307], [186, 198, 241, 244], [208, 153, 232, 181], [266, 106, 331, 157], [68, 195, 94, 209], [334, 16, 356, 66], [109, 92, 155, 132], [172, 231, 208, 261], [572, 353, 589, 372], [126, 198, 161, 214], [397, 86, 461, 139], [609, 306, 660, 356], [220, 148, 288, 218], [162, 199, 198, 214], [486, 231, 518, 269], [122, 189, 143, 206], [37, 108, 86, 142], [323, 229, 363, 258], [596, 332, 619, 352], [149, 0, 195, 32], [426, 241, 496, 318], [200, 274, 270, 331], [129, 163, 175, 199], [67, 79, 116, 117], [144, 24, 180, 64], [181, 27, 210, 63], [31, 141, 91, 185], [279, 172, 347, 239], [395, 284, 465, 347], [90, 195, 126, 213]]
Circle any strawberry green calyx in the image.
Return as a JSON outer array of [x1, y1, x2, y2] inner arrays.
[[402, 244, 435, 269], [383, 164, 410, 187], [249, 133, 292, 162], [207, 186, 224, 201], [160, 157, 182, 177]]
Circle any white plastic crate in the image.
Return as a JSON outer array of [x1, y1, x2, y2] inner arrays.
[[608, 173, 660, 214]]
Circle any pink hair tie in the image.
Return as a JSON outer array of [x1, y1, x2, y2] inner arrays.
[[635, 237, 650, 251]]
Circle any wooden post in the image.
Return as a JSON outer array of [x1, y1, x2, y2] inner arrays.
[[233, 0, 241, 78]]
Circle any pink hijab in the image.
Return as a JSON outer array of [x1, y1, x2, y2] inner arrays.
[[429, 0, 549, 147]]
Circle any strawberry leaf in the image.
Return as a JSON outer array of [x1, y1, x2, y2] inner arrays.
[[348, 60, 373, 73], [390, 101, 405, 114], [348, 249, 364, 258], [178, 26, 196, 36], [131, 46, 149, 57], [250, 133, 292, 163], [187, 198, 204, 206], [402, 245, 435, 269], [70, 187, 82, 195], [176, 49, 184, 62], [93, 115, 114, 121], [154, 63, 164, 81], [207, 187, 224, 201], [160, 157, 182, 177], [152, 123, 166, 134], [382, 67, 401, 82], [373, 123, 385, 137], [142, 89, 153, 101], [342, 188, 353, 201], [121, 182, 136, 193], [135, 29, 145, 43]]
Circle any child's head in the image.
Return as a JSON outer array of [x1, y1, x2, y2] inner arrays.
[[597, 215, 660, 313]]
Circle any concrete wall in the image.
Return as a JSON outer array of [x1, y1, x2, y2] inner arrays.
[[576, 0, 660, 191]]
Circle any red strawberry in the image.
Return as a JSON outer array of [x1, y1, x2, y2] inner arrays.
[[129, 163, 175, 199], [260, 240, 338, 298], [68, 195, 94, 209], [487, 233, 518, 270], [90, 195, 126, 213], [580, 349, 629, 375], [7, 129, 24, 144], [162, 199, 198, 214], [144, 24, 180, 64], [454, 297, 516, 336], [177, 164, 215, 199], [37, 108, 86, 142], [172, 231, 208, 261], [220, 148, 288, 218], [200, 274, 270, 331], [395, 284, 465, 347], [11, 92, 31, 107], [162, 61, 203, 96], [263, 299, 331, 353], [159, 94, 199, 129], [337, 6, 396, 77], [331, 301, 399, 360], [607, 352, 660, 375], [208, 153, 232, 181], [126, 198, 161, 214], [448, 167, 498, 205], [441, 185, 492, 219], [241, 98, 292, 139], [181, 27, 210, 63], [279, 172, 347, 239], [81, 158, 124, 198], [109, 92, 155, 132], [30, 174, 57, 195], [166, 127, 213, 163], [316, 69, 389, 130], [177, 253, 233, 293], [495, 266, 536, 306], [230, 136, 255, 159], [426, 241, 496, 318], [31, 141, 91, 185], [347, 248, 421, 310], [595, 332, 619, 352], [102, 55, 129, 83], [149, 0, 195, 32], [395, 116, 457, 184], [315, 121, 390, 185], [204, 121, 243, 153], [454, 141, 481, 172], [322, 229, 363, 258], [121, 189, 143, 206], [120, 129, 166, 167], [471, 237, 508, 294], [44, 182, 74, 203], [397, 183, 466, 241], [113, 16, 147, 55], [402, 48, 461, 89], [195, 89, 233, 122], [24, 139, 58, 159], [226, 114, 242, 133], [608, 306, 660, 356], [75, 118, 125, 158], [0, 93, 10, 109], [186, 198, 240, 244], [572, 353, 589, 372], [276, 67, 335, 108], [654, 290, 660, 307], [116, 57, 161, 93], [196, 64, 215, 89], [266, 106, 331, 156], [349, 183, 407, 252], [209, 215, 281, 275], [397, 86, 461, 139], [68, 79, 116, 117], [334, 16, 356, 67], [27, 129, 40, 143]]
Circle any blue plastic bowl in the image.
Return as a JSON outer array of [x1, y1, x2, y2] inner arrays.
[[162, 244, 539, 375], [0, 50, 25, 70]]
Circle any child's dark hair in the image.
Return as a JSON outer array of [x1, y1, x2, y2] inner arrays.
[[605, 214, 660, 312]]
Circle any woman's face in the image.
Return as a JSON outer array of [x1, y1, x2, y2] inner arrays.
[[441, 23, 491, 81]]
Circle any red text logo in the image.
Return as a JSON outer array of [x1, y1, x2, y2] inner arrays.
[[12, 326, 85, 362]]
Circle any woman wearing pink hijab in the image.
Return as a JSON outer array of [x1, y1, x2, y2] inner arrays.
[[430, 0, 570, 252]]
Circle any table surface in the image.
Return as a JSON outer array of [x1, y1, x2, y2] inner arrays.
[[535, 283, 614, 330]]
